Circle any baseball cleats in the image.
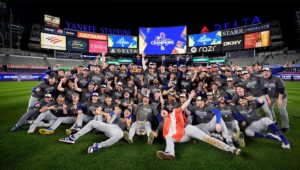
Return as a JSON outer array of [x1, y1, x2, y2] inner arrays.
[[65, 128, 80, 135], [231, 148, 241, 155], [124, 131, 133, 144], [39, 128, 54, 135], [147, 132, 154, 144], [281, 142, 291, 150], [59, 135, 75, 144], [232, 128, 239, 141], [156, 151, 175, 160], [237, 132, 246, 147], [27, 125, 36, 134], [280, 128, 289, 133], [87, 143, 101, 154]]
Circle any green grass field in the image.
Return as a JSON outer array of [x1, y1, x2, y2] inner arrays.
[[0, 81, 300, 170]]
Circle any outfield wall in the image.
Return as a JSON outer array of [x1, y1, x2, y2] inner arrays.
[[0, 73, 46, 81]]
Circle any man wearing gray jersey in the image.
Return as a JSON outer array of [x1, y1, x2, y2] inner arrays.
[[123, 95, 158, 144], [192, 96, 235, 146], [58, 107, 124, 154], [236, 97, 290, 149], [240, 70, 273, 120], [261, 67, 289, 132]]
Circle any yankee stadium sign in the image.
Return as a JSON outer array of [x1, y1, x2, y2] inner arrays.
[[65, 21, 131, 35]]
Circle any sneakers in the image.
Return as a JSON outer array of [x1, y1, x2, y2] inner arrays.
[[231, 148, 241, 155], [232, 128, 239, 142], [211, 133, 224, 141], [156, 151, 175, 160], [27, 125, 36, 134], [124, 131, 133, 144], [66, 128, 79, 135], [147, 132, 154, 144], [281, 128, 289, 133], [27, 120, 34, 125], [87, 143, 101, 154], [267, 133, 282, 142], [66, 129, 72, 135], [281, 142, 291, 150], [237, 132, 246, 147], [39, 128, 54, 135], [59, 135, 76, 144]]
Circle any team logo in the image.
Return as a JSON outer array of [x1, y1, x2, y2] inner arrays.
[[197, 34, 212, 45], [191, 47, 197, 53], [151, 32, 174, 51], [116, 37, 130, 47]]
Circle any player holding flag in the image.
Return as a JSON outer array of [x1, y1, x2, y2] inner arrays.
[[157, 90, 240, 160]]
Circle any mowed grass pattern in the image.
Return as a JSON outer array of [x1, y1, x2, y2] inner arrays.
[[0, 81, 300, 170]]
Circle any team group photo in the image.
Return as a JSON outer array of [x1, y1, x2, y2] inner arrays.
[[1, 0, 300, 169]]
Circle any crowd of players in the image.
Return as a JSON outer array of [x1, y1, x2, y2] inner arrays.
[[10, 53, 291, 160]]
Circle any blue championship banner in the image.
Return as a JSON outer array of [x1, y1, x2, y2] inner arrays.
[[189, 31, 222, 47], [108, 35, 137, 49]]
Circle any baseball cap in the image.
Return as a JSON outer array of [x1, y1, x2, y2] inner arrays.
[[100, 84, 107, 88], [262, 67, 270, 71], [207, 92, 213, 96], [180, 64, 186, 68], [186, 72, 192, 76], [242, 71, 248, 75], [83, 67, 89, 71], [179, 94, 186, 98], [92, 92, 99, 97], [88, 82, 95, 85], [68, 77, 75, 83], [227, 77, 233, 82], [196, 96, 204, 101], [117, 82, 123, 86], [44, 93, 52, 98]]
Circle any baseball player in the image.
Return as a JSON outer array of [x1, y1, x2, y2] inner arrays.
[[27, 94, 66, 133], [156, 91, 240, 160], [261, 67, 289, 132], [239, 70, 274, 120], [26, 73, 57, 112], [192, 96, 235, 146], [216, 94, 244, 147], [37, 92, 81, 134], [123, 95, 158, 144], [58, 106, 124, 154], [11, 93, 53, 132], [236, 97, 290, 149]]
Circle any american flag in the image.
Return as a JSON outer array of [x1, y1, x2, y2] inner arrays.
[[46, 36, 62, 44]]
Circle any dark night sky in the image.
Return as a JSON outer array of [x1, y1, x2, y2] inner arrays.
[[3, 0, 300, 49]]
